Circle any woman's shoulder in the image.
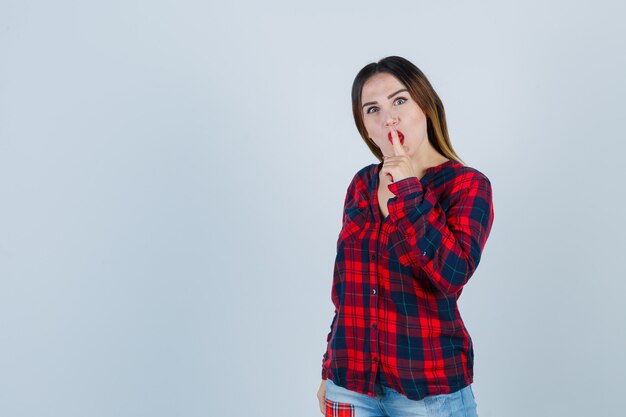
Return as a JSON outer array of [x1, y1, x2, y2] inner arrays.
[[437, 160, 492, 188], [346, 163, 378, 187], [449, 168, 493, 213], [424, 161, 492, 204], [358, 163, 379, 178], [342, 163, 378, 203]]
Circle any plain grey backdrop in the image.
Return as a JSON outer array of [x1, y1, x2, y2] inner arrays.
[[1, 1, 625, 416]]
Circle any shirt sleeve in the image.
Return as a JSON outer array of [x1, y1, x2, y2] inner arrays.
[[322, 172, 362, 380], [386, 171, 494, 296], [321, 309, 337, 380]]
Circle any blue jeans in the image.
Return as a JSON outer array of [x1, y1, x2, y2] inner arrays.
[[325, 377, 478, 417]]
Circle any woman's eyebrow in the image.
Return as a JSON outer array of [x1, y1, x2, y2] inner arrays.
[[362, 88, 408, 108]]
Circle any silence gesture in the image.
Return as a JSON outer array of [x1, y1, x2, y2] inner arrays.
[[380, 125, 417, 184]]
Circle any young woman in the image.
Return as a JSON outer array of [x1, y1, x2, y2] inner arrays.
[[317, 56, 495, 417]]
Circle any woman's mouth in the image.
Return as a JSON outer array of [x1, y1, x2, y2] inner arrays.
[[387, 130, 405, 145]]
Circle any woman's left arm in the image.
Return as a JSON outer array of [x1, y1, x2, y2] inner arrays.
[[387, 171, 494, 296]]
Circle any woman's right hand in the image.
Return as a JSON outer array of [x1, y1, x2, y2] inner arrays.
[[317, 379, 327, 415]]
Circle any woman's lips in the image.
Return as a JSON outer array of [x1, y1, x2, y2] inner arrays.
[[387, 130, 405, 145]]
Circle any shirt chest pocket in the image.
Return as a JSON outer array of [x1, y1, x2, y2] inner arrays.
[[337, 201, 369, 245]]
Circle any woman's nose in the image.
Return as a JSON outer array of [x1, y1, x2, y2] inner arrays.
[[384, 112, 399, 127]]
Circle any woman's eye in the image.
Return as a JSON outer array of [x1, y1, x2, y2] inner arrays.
[[365, 97, 406, 114], [394, 97, 407, 105]]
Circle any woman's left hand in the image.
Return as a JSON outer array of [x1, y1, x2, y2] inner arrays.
[[381, 126, 417, 183]]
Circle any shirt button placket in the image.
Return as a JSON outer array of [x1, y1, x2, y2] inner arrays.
[[370, 221, 383, 387]]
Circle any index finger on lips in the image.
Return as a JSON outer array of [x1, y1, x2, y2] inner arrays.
[[389, 126, 406, 156]]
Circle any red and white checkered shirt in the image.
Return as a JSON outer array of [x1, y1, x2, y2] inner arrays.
[[322, 159, 494, 401]]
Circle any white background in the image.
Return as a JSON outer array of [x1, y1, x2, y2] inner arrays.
[[1, 1, 625, 416]]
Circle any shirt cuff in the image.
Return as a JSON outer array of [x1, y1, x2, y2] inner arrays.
[[387, 176, 423, 199]]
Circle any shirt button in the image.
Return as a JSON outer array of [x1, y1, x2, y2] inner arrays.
[[422, 250, 427, 256], [372, 289, 377, 295], [372, 323, 377, 329], [371, 254, 376, 260]]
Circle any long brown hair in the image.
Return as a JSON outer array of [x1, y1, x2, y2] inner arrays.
[[351, 56, 464, 165]]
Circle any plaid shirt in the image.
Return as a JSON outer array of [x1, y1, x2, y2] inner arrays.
[[321, 159, 494, 401]]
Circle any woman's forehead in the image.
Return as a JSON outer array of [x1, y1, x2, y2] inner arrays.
[[361, 73, 405, 99]]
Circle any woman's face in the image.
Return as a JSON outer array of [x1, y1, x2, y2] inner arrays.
[[361, 72, 429, 158]]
